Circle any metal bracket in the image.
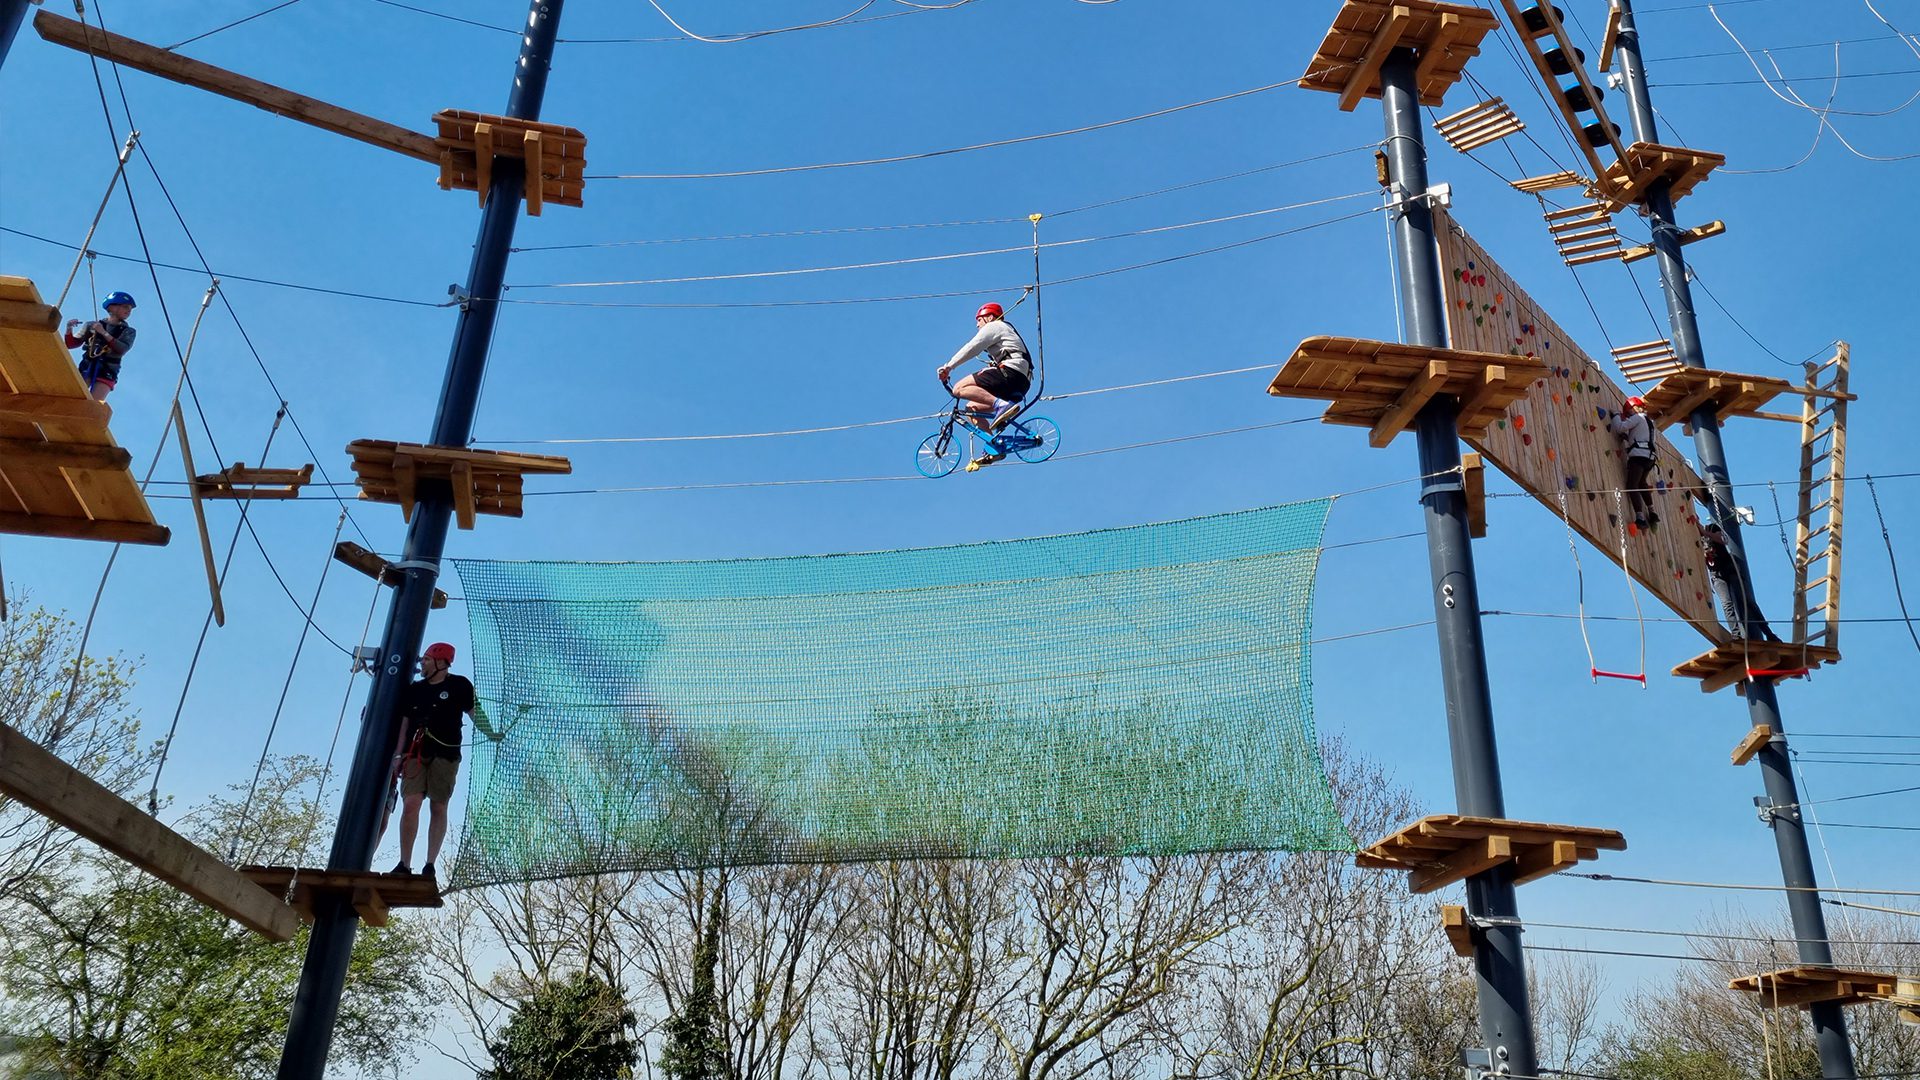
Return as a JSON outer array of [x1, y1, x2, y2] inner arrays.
[[1384, 182, 1454, 215], [447, 283, 471, 311], [390, 558, 441, 574], [1756, 796, 1802, 825], [1462, 1046, 1510, 1080], [1422, 477, 1466, 500], [351, 645, 381, 674]]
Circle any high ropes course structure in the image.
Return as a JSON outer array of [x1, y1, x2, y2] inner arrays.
[[0, 1, 1913, 1079]]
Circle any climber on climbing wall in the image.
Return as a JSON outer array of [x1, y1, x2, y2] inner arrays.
[[937, 302, 1031, 434], [1701, 523, 1784, 643], [64, 291, 136, 412], [1608, 396, 1658, 531]]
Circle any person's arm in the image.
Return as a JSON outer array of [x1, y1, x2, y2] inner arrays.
[[470, 699, 504, 742], [102, 325, 134, 356], [939, 325, 994, 378]]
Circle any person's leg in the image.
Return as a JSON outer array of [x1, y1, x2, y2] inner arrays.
[[422, 758, 457, 871], [1625, 458, 1653, 523], [949, 374, 996, 412], [426, 800, 449, 868], [397, 792, 424, 868]]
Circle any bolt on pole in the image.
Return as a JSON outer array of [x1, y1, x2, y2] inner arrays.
[[1379, 48, 1541, 1080], [275, 3, 565, 1077], [1611, 4, 1857, 1077]]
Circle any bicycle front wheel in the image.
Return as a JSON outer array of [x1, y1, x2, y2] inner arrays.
[[916, 431, 963, 478]]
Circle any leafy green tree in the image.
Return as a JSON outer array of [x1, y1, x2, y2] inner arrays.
[[656, 879, 729, 1080], [0, 756, 432, 1079], [482, 970, 640, 1080]]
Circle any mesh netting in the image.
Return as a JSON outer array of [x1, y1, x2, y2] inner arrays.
[[447, 501, 1352, 887]]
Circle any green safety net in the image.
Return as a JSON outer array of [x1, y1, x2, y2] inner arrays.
[[448, 501, 1352, 888]]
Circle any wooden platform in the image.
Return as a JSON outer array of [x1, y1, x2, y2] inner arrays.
[[434, 110, 586, 215], [195, 461, 313, 500], [1729, 966, 1902, 1009], [1269, 337, 1548, 448], [334, 540, 448, 608], [1640, 368, 1799, 430], [347, 440, 571, 529], [0, 721, 297, 941], [1356, 815, 1627, 894], [1300, 0, 1501, 111], [1673, 640, 1841, 694], [0, 276, 169, 545], [238, 865, 442, 928], [1597, 142, 1725, 212]]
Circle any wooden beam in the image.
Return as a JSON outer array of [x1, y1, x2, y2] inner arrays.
[[172, 403, 225, 628], [1513, 839, 1581, 885], [1456, 364, 1507, 425], [1413, 13, 1463, 87], [1599, 3, 1622, 72], [1441, 904, 1474, 956], [1410, 834, 1512, 894], [0, 392, 112, 426], [1660, 378, 1724, 429], [1732, 724, 1772, 766], [0, 720, 297, 941], [1341, 5, 1412, 112], [450, 460, 477, 530], [1370, 360, 1448, 448], [472, 121, 495, 207], [392, 453, 417, 522], [352, 885, 391, 928], [0, 435, 131, 471], [523, 129, 545, 216], [1463, 452, 1487, 538], [33, 11, 440, 164], [0, 297, 61, 333]]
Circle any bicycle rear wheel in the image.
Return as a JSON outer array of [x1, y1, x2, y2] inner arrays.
[[1011, 416, 1060, 463]]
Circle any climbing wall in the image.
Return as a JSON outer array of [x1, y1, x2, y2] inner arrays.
[[1431, 206, 1724, 643]]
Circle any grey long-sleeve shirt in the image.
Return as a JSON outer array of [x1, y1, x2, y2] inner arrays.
[[1609, 411, 1654, 460], [947, 320, 1031, 377]]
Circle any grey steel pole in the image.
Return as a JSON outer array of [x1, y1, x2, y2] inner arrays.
[[0, 0, 30, 70], [1612, 5, 1856, 1077], [276, 2, 564, 1076], [1380, 50, 1540, 1080]]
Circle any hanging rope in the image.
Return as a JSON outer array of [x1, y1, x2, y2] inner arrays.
[[1027, 212, 1048, 404], [228, 509, 348, 862], [1611, 490, 1648, 685], [1556, 490, 1602, 680], [56, 130, 139, 311]]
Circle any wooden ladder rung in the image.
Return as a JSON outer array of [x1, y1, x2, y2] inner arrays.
[[1545, 202, 1608, 221]]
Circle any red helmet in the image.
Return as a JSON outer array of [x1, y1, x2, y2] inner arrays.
[[1624, 396, 1647, 410], [423, 642, 456, 662], [975, 302, 1003, 320]]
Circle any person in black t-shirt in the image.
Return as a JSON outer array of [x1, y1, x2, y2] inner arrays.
[[388, 641, 491, 878]]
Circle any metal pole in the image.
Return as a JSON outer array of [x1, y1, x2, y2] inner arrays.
[[1380, 50, 1540, 1080], [0, 0, 31, 70], [275, 2, 563, 1076], [1612, 6, 1856, 1077]]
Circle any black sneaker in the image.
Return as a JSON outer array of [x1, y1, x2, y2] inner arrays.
[[391, 861, 411, 876], [421, 861, 437, 879]]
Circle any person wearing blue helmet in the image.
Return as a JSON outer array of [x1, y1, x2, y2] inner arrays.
[[63, 290, 138, 410]]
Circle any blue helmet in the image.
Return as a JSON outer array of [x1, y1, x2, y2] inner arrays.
[[101, 291, 136, 310]]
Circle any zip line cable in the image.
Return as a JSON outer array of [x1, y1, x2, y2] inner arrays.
[[1567, 871, 1920, 897], [510, 143, 1380, 253], [508, 192, 1377, 289], [166, 0, 304, 50], [590, 77, 1312, 179], [1866, 474, 1920, 655], [228, 509, 347, 861]]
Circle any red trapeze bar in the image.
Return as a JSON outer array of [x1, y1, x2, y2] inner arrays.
[[1748, 668, 1811, 679], [1592, 667, 1648, 685]]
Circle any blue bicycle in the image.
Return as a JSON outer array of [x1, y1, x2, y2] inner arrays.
[[915, 392, 1060, 478]]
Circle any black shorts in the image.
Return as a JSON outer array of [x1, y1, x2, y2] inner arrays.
[[973, 365, 1030, 401]]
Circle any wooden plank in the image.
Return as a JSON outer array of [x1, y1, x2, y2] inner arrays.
[[32, 11, 440, 164], [0, 721, 297, 941], [450, 460, 477, 530], [1513, 839, 1581, 885], [1370, 359, 1447, 447], [1441, 903, 1473, 956], [0, 392, 112, 426], [524, 129, 545, 216], [1599, 3, 1621, 72], [1732, 724, 1772, 766], [1455, 364, 1507, 422], [1341, 5, 1413, 112], [1413, 12, 1463, 86], [0, 297, 61, 334], [0, 511, 168, 544], [1409, 834, 1512, 894], [171, 403, 225, 628], [393, 453, 417, 523], [0, 436, 131, 471], [1463, 451, 1487, 538]]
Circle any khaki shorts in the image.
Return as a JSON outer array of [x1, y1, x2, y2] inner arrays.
[[400, 756, 459, 803]]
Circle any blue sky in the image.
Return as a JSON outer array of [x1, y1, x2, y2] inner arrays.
[[3, 0, 1919, 1072]]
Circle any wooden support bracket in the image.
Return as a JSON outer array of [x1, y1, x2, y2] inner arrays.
[[472, 122, 496, 206], [1342, 4, 1413, 111], [1411, 835, 1512, 894], [393, 452, 418, 523], [1441, 904, 1473, 956], [0, 721, 297, 941], [524, 129, 545, 215], [1732, 724, 1773, 766], [1463, 451, 1487, 538], [450, 460, 477, 530], [1370, 360, 1449, 447], [332, 541, 449, 609], [238, 865, 442, 928], [1599, 3, 1622, 72]]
